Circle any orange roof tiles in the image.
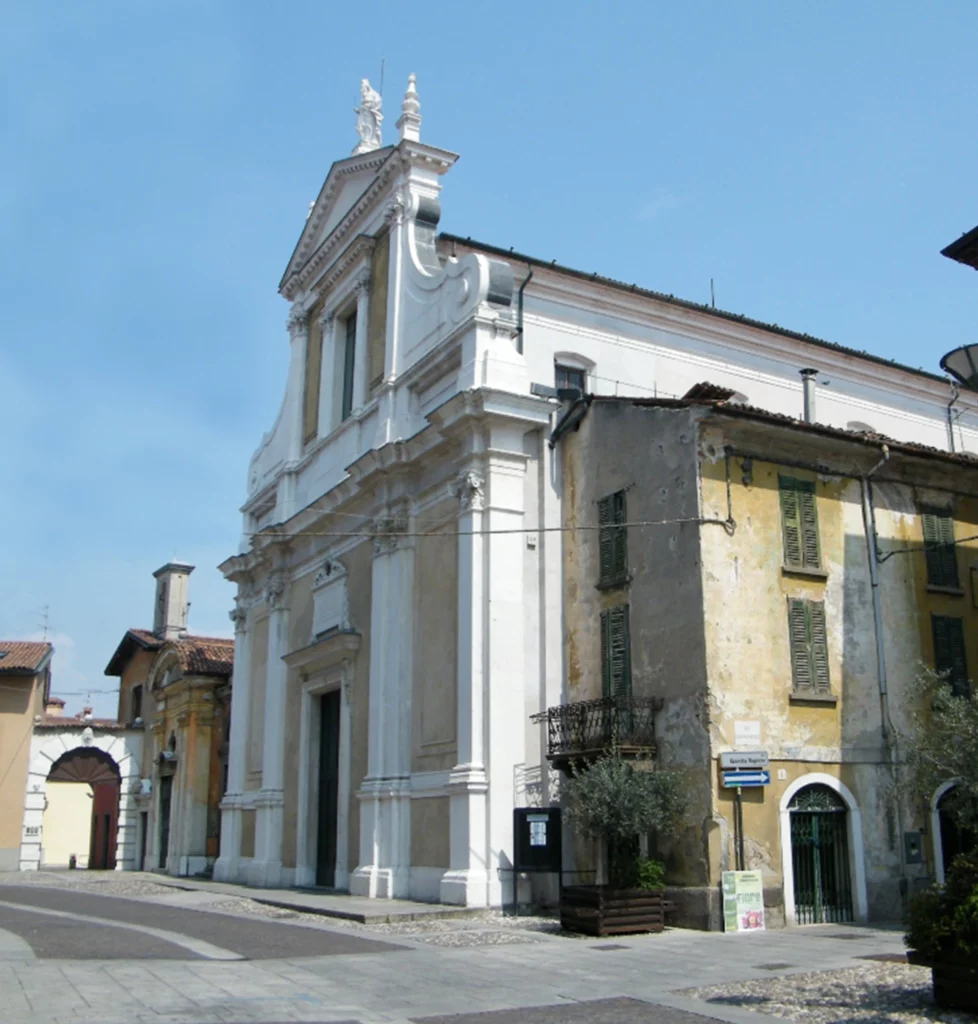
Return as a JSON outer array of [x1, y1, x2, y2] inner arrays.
[[0, 641, 52, 674]]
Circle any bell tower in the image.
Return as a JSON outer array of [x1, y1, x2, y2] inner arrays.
[[152, 561, 194, 639]]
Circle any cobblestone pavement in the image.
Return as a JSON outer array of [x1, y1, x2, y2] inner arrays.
[[0, 873, 925, 1024], [685, 961, 975, 1024]]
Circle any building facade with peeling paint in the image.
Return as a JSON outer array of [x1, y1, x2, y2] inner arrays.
[[215, 76, 978, 912], [555, 395, 978, 928]]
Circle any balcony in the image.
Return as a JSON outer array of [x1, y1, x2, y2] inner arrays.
[[533, 695, 663, 773]]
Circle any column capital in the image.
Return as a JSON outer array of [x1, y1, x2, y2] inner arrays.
[[451, 470, 485, 514], [229, 605, 248, 632], [286, 305, 308, 337], [371, 513, 408, 555], [264, 571, 289, 610], [385, 192, 408, 226], [319, 308, 336, 330], [355, 269, 371, 294]]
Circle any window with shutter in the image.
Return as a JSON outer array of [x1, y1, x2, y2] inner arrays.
[[780, 476, 821, 570], [921, 506, 959, 588], [787, 598, 831, 695], [600, 605, 631, 697], [341, 314, 357, 421], [932, 615, 969, 696], [597, 491, 628, 586]]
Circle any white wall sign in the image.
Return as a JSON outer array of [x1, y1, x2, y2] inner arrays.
[[734, 720, 761, 746]]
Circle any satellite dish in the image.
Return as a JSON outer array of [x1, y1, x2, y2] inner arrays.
[[940, 345, 978, 390]]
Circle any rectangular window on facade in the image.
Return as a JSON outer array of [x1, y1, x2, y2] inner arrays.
[[341, 313, 356, 421], [921, 506, 959, 588], [787, 598, 831, 694], [555, 364, 586, 393], [932, 615, 969, 696], [597, 490, 628, 586], [600, 604, 631, 698], [779, 476, 821, 571], [131, 684, 143, 724], [302, 303, 324, 443]]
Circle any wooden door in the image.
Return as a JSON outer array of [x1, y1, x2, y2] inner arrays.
[[88, 781, 119, 869], [316, 690, 341, 888], [158, 775, 173, 868]]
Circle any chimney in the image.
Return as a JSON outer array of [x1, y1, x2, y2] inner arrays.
[[81, 706, 93, 721], [800, 368, 818, 423], [152, 562, 195, 640], [45, 696, 65, 717]]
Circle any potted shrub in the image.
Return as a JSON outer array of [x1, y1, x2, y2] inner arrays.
[[906, 852, 978, 1012], [560, 754, 686, 936]]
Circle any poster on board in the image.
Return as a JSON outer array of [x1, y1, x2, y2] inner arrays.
[[722, 870, 766, 932]]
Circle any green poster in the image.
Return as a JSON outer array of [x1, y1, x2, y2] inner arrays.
[[722, 870, 766, 932]]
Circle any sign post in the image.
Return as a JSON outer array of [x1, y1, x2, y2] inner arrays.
[[722, 870, 766, 932]]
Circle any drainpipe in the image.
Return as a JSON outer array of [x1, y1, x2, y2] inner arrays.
[[946, 381, 960, 453], [800, 368, 818, 423], [515, 263, 533, 356]]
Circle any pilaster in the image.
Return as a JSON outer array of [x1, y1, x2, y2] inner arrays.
[[352, 271, 370, 413], [214, 598, 252, 882], [248, 566, 290, 888], [317, 309, 337, 436], [350, 508, 414, 898]]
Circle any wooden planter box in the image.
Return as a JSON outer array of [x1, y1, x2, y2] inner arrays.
[[560, 885, 665, 936], [907, 949, 978, 1013]]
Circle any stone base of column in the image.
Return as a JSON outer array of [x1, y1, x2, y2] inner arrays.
[[350, 780, 411, 898], [248, 790, 284, 889], [440, 868, 490, 907], [213, 800, 243, 883], [247, 858, 284, 888]]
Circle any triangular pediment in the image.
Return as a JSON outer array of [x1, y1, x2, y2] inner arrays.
[[279, 146, 397, 294]]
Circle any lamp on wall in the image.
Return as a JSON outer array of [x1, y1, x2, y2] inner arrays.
[[940, 345, 978, 391]]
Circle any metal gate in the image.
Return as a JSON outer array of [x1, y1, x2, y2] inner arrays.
[[789, 784, 853, 924]]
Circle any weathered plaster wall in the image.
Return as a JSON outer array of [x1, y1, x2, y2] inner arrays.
[[0, 676, 37, 868], [118, 650, 156, 735], [561, 402, 712, 889], [412, 517, 458, 773], [410, 796, 450, 868]]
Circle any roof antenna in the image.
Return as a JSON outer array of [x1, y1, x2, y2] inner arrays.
[[710, 278, 716, 308], [379, 58, 385, 98]]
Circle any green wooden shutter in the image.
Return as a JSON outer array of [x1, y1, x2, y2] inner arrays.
[[612, 491, 627, 580], [798, 482, 821, 569], [788, 598, 812, 690], [598, 497, 613, 584], [809, 601, 831, 693], [780, 477, 803, 568], [597, 491, 627, 585], [922, 507, 959, 587], [933, 615, 968, 694], [601, 605, 631, 697]]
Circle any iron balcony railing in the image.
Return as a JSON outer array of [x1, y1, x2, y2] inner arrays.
[[533, 695, 663, 769]]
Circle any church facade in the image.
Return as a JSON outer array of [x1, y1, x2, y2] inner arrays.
[[214, 75, 978, 909]]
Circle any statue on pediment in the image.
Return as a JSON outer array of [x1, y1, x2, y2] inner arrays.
[[354, 79, 383, 154]]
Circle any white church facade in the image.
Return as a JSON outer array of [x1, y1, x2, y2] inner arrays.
[[214, 75, 978, 907]]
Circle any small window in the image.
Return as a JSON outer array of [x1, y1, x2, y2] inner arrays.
[[600, 604, 631, 698], [597, 491, 628, 586], [932, 615, 969, 696], [341, 314, 357, 421], [779, 476, 821, 571], [787, 598, 831, 694], [555, 364, 586, 393], [131, 684, 143, 724], [921, 506, 959, 589]]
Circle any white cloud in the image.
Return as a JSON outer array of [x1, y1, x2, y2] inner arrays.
[[638, 190, 681, 223]]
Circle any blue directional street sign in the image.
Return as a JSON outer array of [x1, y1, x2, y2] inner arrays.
[[722, 770, 770, 788]]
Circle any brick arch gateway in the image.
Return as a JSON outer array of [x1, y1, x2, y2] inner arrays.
[[47, 747, 121, 869]]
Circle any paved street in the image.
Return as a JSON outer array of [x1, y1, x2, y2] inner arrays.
[[0, 875, 914, 1024]]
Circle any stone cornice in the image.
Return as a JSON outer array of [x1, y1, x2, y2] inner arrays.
[[283, 631, 361, 679]]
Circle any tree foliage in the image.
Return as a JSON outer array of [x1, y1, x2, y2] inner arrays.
[[902, 668, 978, 833], [564, 756, 687, 844]]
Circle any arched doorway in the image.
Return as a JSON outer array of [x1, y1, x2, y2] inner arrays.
[[932, 781, 978, 884], [788, 784, 853, 924], [47, 748, 120, 870]]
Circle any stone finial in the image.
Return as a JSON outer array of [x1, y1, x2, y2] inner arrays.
[[397, 73, 421, 143], [354, 78, 383, 155]]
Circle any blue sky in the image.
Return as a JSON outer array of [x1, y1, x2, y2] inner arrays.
[[2, 2, 976, 716]]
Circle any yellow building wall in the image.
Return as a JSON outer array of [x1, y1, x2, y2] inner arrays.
[[42, 781, 93, 868], [0, 674, 38, 868], [698, 444, 978, 918]]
